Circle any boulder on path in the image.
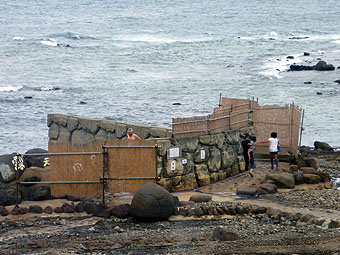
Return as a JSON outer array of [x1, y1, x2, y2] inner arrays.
[[314, 141, 333, 151], [299, 167, 330, 182], [265, 172, 295, 189], [189, 194, 212, 203], [23, 148, 48, 168], [259, 183, 278, 194], [236, 186, 258, 197], [303, 174, 321, 184], [28, 205, 43, 214], [130, 183, 175, 220]]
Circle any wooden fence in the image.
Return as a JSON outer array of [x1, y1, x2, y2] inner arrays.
[[253, 104, 302, 156], [172, 97, 302, 156], [172, 98, 252, 137]]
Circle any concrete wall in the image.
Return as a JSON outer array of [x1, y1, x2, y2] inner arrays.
[[47, 114, 254, 192], [155, 126, 254, 192], [48, 114, 172, 145]]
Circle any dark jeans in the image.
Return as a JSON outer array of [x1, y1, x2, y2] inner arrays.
[[243, 153, 249, 171], [250, 151, 255, 169]]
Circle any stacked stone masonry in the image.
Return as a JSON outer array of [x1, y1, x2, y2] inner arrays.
[[48, 114, 253, 192]]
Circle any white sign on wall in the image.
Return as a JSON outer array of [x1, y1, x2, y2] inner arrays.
[[167, 146, 182, 159], [200, 149, 206, 160]]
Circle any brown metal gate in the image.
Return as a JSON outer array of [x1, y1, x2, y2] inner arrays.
[[104, 139, 157, 193], [48, 139, 157, 198]]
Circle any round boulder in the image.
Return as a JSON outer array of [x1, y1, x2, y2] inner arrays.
[[23, 148, 48, 168], [130, 183, 175, 220], [314, 141, 333, 151], [265, 172, 295, 189]]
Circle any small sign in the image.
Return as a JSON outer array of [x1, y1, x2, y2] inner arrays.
[[182, 159, 187, 165], [200, 149, 206, 160], [171, 161, 176, 170], [167, 146, 182, 159]]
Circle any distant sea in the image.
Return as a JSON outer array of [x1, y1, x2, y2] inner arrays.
[[1, 0, 340, 154]]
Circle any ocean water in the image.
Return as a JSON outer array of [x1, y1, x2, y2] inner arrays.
[[1, 0, 340, 154]]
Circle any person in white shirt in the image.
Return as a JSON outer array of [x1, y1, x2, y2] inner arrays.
[[258, 132, 280, 170]]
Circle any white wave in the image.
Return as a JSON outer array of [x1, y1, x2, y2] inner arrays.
[[40, 38, 58, 47], [115, 34, 213, 44], [0, 85, 23, 92], [259, 53, 303, 79], [290, 34, 340, 41], [331, 40, 340, 44], [12, 36, 25, 41], [238, 32, 279, 41]]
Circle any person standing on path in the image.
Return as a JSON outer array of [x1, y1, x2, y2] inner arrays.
[[241, 133, 252, 173], [258, 132, 280, 170]]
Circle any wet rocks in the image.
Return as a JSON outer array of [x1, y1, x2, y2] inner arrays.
[[314, 141, 333, 151], [290, 61, 335, 71]]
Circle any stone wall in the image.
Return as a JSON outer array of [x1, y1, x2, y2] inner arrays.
[[156, 126, 254, 192], [47, 114, 254, 192], [48, 114, 172, 144]]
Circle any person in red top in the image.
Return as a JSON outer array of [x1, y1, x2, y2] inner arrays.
[[127, 128, 141, 140]]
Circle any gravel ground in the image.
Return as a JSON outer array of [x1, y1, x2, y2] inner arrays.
[[1, 215, 340, 255]]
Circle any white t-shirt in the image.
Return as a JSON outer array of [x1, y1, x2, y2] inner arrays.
[[268, 138, 278, 152]]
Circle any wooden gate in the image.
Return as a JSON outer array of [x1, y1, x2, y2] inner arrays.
[[104, 139, 157, 193]]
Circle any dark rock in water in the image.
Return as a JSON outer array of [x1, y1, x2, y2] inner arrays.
[[287, 56, 294, 59], [79, 101, 87, 105], [172, 102, 181, 106], [111, 204, 131, 218], [24, 148, 48, 168], [304, 52, 310, 56], [314, 61, 335, 71], [30, 186, 51, 201], [44, 206, 53, 214], [288, 36, 309, 40], [24, 96, 33, 99], [130, 183, 175, 220], [213, 227, 240, 241], [28, 205, 43, 214], [290, 64, 314, 71], [304, 81, 312, 84], [314, 141, 333, 151], [334, 79, 340, 84], [0, 185, 21, 206], [316, 92, 322, 95]]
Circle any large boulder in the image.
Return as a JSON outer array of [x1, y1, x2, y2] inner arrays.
[[303, 174, 320, 184], [265, 172, 295, 189], [0, 154, 17, 183], [314, 61, 335, 71], [314, 141, 333, 151], [236, 186, 258, 197], [303, 157, 317, 169], [130, 183, 175, 220], [23, 148, 48, 168], [20, 166, 50, 184], [259, 183, 278, 194], [300, 167, 330, 182], [0, 184, 21, 206]]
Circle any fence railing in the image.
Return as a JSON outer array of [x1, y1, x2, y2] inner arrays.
[[12, 143, 160, 207]]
